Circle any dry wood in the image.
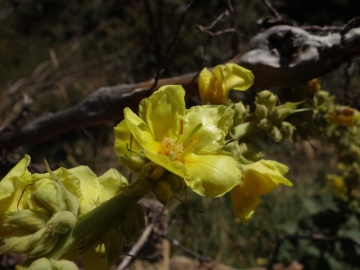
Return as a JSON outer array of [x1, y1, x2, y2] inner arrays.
[[1, 22, 360, 150]]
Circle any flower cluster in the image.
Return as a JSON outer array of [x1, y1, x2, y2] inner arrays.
[[0, 155, 139, 268], [0, 62, 296, 269], [114, 63, 293, 223]]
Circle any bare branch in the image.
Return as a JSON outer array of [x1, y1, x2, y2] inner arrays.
[[0, 74, 198, 150], [231, 24, 360, 87], [1, 21, 360, 149]]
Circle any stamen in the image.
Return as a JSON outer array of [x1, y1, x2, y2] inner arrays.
[[180, 119, 184, 135]]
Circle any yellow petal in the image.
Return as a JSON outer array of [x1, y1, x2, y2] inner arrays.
[[184, 153, 241, 198], [231, 184, 260, 223], [198, 67, 214, 104], [182, 105, 234, 154], [241, 160, 292, 196], [0, 155, 32, 213], [124, 107, 161, 152], [139, 85, 185, 140], [98, 168, 128, 202]]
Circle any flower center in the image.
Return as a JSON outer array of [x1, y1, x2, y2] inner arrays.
[[162, 138, 184, 161]]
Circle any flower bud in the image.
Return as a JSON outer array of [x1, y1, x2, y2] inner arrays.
[[257, 118, 272, 130], [0, 227, 58, 257], [47, 211, 77, 235], [148, 166, 166, 181], [104, 227, 124, 264], [21, 257, 78, 270], [268, 126, 282, 142], [165, 173, 185, 193], [29, 228, 59, 257], [32, 179, 68, 214], [120, 203, 145, 243], [256, 90, 277, 109], [4, 209, 48, 232], [281, 122, 296, 139], [255, 104, 268, 120], [233, 101, 248, 125], [153, 180, 173, 206]]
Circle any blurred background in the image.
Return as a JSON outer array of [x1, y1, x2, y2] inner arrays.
[[1, 0, 360, 269]]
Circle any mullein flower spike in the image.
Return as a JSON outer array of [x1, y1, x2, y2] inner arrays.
[[0, 154, 129, 265]]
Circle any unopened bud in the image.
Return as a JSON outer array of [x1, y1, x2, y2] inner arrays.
[[25, 258, 78, 270], [270, 107, 293, 122], [153, 180, 173, 206], [121, 203, 145, 243], [47, 211, 77, 234], [104, 227, 124, 264], [268, 126, 282, 142], [257, 118, 272, 130], [233, 101, 248, 125], [281, 122, 296, 139], [165, 173, 185, 193], [148, 166, 166, 181], [255, 104, 268, 120], [256, 90, 277, 109], [32, 179, 67, 214], [4, 209, 48, 232]]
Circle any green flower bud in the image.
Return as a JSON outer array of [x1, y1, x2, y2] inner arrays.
[[153, 180, 173, 206], [120, 203, 145, 243], [30, 226, 64, 257], [233, 101, 248, 125], [270, 106, 296, 122], [104, 227, 124, 265], [4, 209, 49, 232], [0, 227, 58, 257], [269, 107, 281, 121], [255, 104, 268, 120], [23, 258, 78, 270], [257, 118, 272, 130], [165, 173, 185, 193], [281, 122, 296, 140], [32, 179, 68, 214], [268, 126, 282, 142], [256, 90, 277, 109], [47, 211, 77, 234], [148, 166, 166, 181]]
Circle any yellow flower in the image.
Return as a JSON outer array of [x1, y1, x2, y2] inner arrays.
[[330, 106, 360, 126], [231, 160, 293, 223], [114, 85, 242, 198], [198, 63, 254, 105], [327, 174, 346, 193]]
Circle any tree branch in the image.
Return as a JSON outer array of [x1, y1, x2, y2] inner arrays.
[[1, 22, 360, 150], [231, 24, 360, 87]]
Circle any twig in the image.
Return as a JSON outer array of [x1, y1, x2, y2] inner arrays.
[[117, 223, 155, 270], [149, 0, 195, 92], [262, 0, 281, 19], [162, 235, 212, 264]]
